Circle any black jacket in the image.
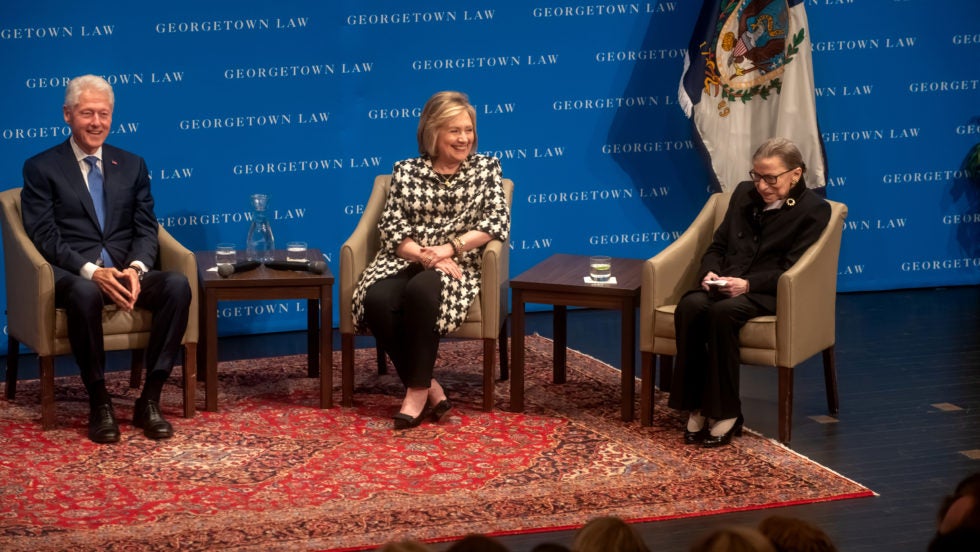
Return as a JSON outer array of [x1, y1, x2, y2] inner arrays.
[[699, 178, 831, 312]]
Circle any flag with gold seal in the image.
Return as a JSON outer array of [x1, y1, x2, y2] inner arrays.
[[679, 0, 827, 191]]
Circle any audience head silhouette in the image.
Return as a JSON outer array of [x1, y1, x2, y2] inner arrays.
[[572, 516, 650, 552], [928, 472, 980, 552], [757, 515, 837, 552], [690, 525, 776, 552], [445, 533, 510, 552]]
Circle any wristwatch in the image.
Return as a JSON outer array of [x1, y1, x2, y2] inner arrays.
[[129, 264, 146, 280]]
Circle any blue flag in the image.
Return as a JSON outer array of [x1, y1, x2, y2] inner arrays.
[[679, 0, 827, 191]]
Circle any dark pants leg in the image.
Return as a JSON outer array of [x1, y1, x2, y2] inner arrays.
[[134, 270, 191, 387], [667, 291, 769, 420], [55, 275, 107, 388], [56, 271, 191, 396], [362, 266, 443, 388]]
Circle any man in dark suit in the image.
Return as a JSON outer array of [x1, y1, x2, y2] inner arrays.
[[21, 74, 191, 444]]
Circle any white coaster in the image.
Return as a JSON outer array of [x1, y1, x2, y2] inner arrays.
[[584, 276, 617, 284]]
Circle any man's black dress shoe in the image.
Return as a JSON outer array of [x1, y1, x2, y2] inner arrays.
[[393, 409, 426, 430], [702, 414, 744, 448], [88, 403, 120, 444], [683, 426, 709, 445], [430, 399, 453, 422], [134, 397, 173, 440]]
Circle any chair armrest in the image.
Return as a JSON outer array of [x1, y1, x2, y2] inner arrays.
[[157, 226, 199, 344], [639, 194, 722, 352], [339, 176, 389, 333], [775, 200, 848, 366], [1, 224, 57, 356], [0, 187, 57, 355], [479, 238, 506, 337]]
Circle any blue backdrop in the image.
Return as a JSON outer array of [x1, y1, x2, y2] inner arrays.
[[1, 1, 978, 352]]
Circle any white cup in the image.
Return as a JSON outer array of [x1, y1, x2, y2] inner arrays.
[[286, 241, 308, 262], [216, 243, 237, 268]]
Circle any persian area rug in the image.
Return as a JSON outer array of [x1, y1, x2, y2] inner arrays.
[[0, 335, 872, 551]]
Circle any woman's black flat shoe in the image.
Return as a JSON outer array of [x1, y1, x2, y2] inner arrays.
[[683, 427, 708, 444], [702, 414, 744, 448], [393, 410, 426, 430], [430, 399, 453, 422]]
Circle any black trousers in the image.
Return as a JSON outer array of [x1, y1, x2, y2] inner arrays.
[[666, 290, 771, 420], [361, 265, 443, 388], [55, 270, 191, 391]]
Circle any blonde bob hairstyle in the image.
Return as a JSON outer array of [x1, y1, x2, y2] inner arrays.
[[416, 91, 477, 158]]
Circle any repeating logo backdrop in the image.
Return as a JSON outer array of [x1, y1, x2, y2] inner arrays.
[[1, 1, 978, 351]]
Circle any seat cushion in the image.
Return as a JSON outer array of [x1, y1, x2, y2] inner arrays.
[[53, 306, 154, 355], [652, 304, 777, 364]]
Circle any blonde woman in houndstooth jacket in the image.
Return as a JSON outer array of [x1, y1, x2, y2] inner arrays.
[[352, 91, 510, 430]]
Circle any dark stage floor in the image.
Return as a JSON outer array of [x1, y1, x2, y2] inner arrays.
[[3, 285, 978, 551]]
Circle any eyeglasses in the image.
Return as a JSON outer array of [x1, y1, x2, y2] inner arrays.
[[749, 168, 797, 185]]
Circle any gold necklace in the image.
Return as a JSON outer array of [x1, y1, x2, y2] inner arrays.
[[434, 166, 459, 186]]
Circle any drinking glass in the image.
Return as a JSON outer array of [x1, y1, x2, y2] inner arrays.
[[589, 255, 612, 282], [216, 243, 237, 268], [286, 241, 308, 262]]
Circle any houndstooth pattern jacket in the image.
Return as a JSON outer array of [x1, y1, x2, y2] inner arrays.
[[352, 153, 510, 335]]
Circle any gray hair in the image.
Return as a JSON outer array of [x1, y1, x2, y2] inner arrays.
[[64, 74, 114, 109], [753, 137, 806, 173], [416, 90, 477, 158]]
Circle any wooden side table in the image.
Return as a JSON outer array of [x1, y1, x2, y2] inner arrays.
[[510, 253, 644, 422], [196, 249, 334, 411]]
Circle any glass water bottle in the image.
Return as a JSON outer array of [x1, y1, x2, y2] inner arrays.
[[245, 193, 275, 262]]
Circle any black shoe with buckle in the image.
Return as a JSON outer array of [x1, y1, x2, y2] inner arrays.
[[133, 397, 173, 440], [88, 402, 120, 444]]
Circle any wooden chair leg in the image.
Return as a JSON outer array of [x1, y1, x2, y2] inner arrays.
[[182, 343, 197, 418], [341, 333, 355, 407], [640, 351, 655, 426], [777, 365, 794, 444], [498, 322, 509, 381], [659, 354, 674, 394], [39, 356, 56, 430], [129, 349, 145, 389], [5, 336, 19, 399], [823, 346, 839, 415], [483, 337, 496, 411]]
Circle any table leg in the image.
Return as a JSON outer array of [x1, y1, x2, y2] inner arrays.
[[640, 351, 655, 426], [553, 305, 567, 384], [205, 291, 219, 412], [307, 298, 318, 378], [319, 286, 332, 409], [620, 299, 636, 422], [510, 290, 525, 412]]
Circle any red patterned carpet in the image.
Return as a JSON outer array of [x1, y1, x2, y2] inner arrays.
[[0, 336, 872, 551]]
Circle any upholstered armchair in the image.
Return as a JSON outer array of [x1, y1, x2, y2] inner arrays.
[[638, 190, 847, 443], [0, 187, 199, 429], [339, 175, 513, 411]]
